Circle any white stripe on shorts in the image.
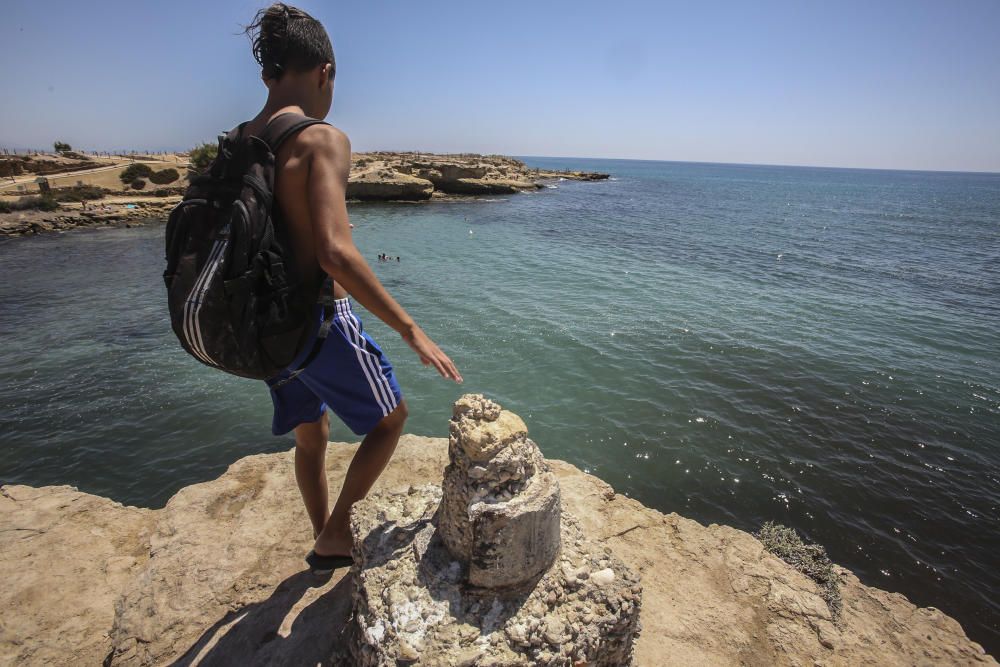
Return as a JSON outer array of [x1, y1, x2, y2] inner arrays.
[[344, 308, 397, 412], [341, 300, 397, 413], [333, 300, 391, 417]]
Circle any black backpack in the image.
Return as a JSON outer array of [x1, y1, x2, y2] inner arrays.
[[163, 112, 330, 380]]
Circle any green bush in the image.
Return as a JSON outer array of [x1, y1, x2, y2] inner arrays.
[[149, 168, 180, 184], [37, 195, 59, 211], [119, 163, 153, 184], [0, 159, 25, 178], [130, 179, 146, 190], [153, 188, 172, 197], [187, 142, 218, 176], [3, 195, 60, 212], [53, 140, 72, 152], [52, 185, 107, 202]]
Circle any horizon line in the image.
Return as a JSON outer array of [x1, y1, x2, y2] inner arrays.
[[513, 154, 1000, 177]]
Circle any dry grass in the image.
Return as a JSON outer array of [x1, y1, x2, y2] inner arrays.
[[756, 521, 842, 620]]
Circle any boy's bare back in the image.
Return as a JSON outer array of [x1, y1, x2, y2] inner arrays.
[[243, 118, 351, 299]]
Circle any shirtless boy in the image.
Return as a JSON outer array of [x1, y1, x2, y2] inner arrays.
[[240, 4, 462, 571]]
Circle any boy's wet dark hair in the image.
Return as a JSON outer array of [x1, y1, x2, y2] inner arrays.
[[245, 3, 334, 81]]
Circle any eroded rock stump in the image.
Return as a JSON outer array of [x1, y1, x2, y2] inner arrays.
[[438, 394, 561, 590], [344, 395, 642, 666]]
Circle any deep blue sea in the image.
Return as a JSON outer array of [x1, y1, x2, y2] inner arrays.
[[1, 158, 998, 652]]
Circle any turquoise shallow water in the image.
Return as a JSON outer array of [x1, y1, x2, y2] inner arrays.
[[1, 158, 998, 651]]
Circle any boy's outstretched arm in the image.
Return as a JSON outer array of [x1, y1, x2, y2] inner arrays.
[[305, 125, 462, 383]]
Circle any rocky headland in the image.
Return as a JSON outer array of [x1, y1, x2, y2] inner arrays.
[[0, 396, 993, 666], [0, 152, 607, 237], [345, 152, 607, 202]]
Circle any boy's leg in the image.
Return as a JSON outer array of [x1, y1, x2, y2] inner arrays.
[[313, 400, 408, 557], [293, 411, 331, 537]]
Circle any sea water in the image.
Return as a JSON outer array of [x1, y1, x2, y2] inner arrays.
[[1, 158, 997, 651]]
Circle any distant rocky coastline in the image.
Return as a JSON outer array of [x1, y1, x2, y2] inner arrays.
[[0, 152, 608, 237], [346, 152, 608, 201]]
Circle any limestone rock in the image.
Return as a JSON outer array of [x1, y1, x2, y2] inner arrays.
[[345, 152, 605, 201], [347, 168, 433, 201], [0, 485, 154, 666], [432, 177, 521, 196], [439, 394, 561, 590], [346, 485, 641, 666], [0, 434, 994, 666], [345, 396, 640, 665]]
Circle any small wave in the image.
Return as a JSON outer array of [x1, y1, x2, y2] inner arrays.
[[545, 184, 558, 189]]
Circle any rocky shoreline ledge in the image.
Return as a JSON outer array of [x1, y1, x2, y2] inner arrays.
[[1, 426, 993, 665], [0, 196, 181, 237], [0, 152, 607, 237], [345, 152, 607, 201]]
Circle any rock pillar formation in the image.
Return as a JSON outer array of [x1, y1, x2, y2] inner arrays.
[[344, 395, 642, 666], [438, 394, 561, 590]]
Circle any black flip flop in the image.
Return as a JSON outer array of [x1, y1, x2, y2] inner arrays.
[[305, 550, 354, 574]]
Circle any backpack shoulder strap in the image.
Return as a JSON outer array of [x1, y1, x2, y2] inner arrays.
[[229, 122, 248, 140], [260, 112, 328, 154]]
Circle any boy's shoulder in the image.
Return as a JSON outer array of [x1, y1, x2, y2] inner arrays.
[[292, 120, 350, 156]]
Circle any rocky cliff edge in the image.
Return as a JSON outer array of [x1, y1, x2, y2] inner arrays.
[[0, 435, 993, 666]]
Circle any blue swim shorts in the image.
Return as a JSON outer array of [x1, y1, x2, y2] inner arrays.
[[266, 298, 403, 436]]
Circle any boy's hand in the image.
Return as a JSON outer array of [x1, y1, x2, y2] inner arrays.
[[402, 325, 462, 383]]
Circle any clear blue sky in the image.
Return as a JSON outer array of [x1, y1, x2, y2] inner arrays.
[[2, 0, 999, 171]]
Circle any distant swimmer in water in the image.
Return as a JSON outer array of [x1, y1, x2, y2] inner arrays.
[[396, 256, 400, 262]]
